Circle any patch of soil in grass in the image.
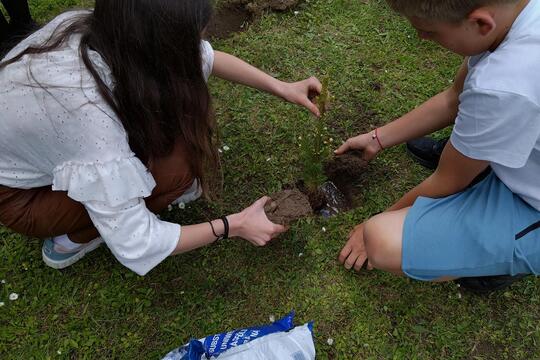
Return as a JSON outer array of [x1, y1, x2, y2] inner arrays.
[[266, 152, 368, 224], [468, 341, 503, 360], [324, 150, 368, 206], [244, 0, 301, 14], [207, 0, 301, 39], [206, 4, 252, 39]]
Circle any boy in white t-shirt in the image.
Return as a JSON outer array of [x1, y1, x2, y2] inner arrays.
[[335, 0, 540, 292]]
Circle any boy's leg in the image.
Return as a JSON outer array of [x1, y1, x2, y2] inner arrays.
[[362, 208, 407, 276]]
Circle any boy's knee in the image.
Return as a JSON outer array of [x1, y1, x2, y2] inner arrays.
[[363, 215, 388, 268], [364, 214, 402, 271]]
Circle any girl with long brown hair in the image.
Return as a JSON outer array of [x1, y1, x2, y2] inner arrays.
[[0, 0, 321, 275]]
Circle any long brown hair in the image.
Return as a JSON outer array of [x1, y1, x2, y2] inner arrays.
[[0, 0, 218, 193]]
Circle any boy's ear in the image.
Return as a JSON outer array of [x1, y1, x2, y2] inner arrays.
[[467, 8, 497, 36]]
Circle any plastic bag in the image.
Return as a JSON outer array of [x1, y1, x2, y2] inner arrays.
[[217, 323, 315, 360], [162, 312, 297, 360]]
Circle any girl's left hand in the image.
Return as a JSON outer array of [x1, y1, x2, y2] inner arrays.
[[278, 77, 322, 117]]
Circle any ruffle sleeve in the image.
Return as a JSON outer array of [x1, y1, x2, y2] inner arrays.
[[52, 156, 156, 207]]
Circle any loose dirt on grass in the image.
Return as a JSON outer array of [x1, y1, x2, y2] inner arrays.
[[207, 0, 301, 39], [265, 151, 368, 224]]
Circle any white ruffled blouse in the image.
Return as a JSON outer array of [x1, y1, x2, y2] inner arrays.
[[0, 11, 215, 275]]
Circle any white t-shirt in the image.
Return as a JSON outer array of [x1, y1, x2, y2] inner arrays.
[[0, 11, 215, 275], [450, 0, 540, 210]]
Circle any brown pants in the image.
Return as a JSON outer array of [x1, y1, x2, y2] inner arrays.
[[0, 141, 194, 243]]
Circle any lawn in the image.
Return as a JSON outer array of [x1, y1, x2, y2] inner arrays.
[[1, 0, 540, 359]]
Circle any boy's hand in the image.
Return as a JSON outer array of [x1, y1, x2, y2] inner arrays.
[[278, 77, 322, 117], [338, 223, 373, 272], [335, 133, 381, 161]]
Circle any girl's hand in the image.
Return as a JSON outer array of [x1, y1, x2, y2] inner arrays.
[[228, 197, 287, 246], [278, 77, 323, 117], [334, 132, 381, 161], [338, 223, 373, 272]]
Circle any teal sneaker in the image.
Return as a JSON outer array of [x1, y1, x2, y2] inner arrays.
[[42, 237, 103, 269]]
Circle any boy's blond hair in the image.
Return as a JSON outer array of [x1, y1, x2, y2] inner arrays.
[[385, 0, 520, 22]]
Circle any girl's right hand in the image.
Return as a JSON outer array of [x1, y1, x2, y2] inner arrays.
[[228, 197, 287, 246], [334, 132, 382, 161]]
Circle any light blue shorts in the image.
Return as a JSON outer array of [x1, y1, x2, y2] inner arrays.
[[402, 172, 540, 281]]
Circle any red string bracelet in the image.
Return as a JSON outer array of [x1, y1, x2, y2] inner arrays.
[[372, 128, 384, 150]]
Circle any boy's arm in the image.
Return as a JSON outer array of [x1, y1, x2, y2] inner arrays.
[[387, 141, 488, 211], [377, 58, 468, 147], [336, 59, 468, 159], [212, 50, 322, 116]]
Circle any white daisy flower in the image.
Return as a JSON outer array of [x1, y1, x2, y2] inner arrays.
[[1, 279, 5, 284], [269, 315, 276, 322], [178, 202, 185, 210], [327, 338, 334, 346], [9, 293, 18, 301], [223, 145, 230, 151]]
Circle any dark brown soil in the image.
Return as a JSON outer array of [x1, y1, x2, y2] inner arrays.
[[244, 0, 301, 14], [323, 151, 368, 206], [206, 0, 301, 39], [264, 189, 312, 225], [295, 180, 326, 211], [206, 4, 252, 39], [266, 151, 368, 223], [324, 151, 368, 181]]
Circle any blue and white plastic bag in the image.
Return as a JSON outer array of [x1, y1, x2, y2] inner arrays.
[[162, 312, 315, 360], [216, 323, 315, 360]]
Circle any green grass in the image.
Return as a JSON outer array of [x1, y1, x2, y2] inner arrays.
[[1, 0, 540, 359]]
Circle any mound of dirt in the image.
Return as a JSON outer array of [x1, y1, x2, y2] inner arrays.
[[324, 151, 368, 182], [242, 0, 301, 14], [264, 189, 312, 225], [207, 0, 301, 39], [206, 4, 251, 39], [322, 151, 368, 208]]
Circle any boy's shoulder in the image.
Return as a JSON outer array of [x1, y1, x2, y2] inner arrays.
[[466, 39, 540, 102], [465, 0, 540, 104]]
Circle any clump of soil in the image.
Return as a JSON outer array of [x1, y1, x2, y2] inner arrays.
[[324, 150, 368, 181], [206, 0, 301, 39], [323, 150, 368, 207], [264, 189, 312, 225]]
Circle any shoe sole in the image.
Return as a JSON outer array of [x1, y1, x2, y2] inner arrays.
[[42, 238, 103, 270]]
